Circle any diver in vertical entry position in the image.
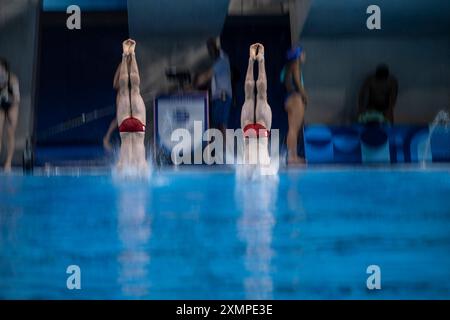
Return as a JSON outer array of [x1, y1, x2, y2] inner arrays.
[[116, 39, 147, 172], [240, 43, 272, 165]]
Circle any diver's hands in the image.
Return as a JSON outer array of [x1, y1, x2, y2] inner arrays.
[[128, 39, 136, 55], [122, 39, 130, 55], [250, 43, 265, 61], [122, 39, 136, 55]]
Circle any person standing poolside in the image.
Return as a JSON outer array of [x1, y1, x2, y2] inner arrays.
[[196, 38, 232, 136], [116, 39, 147, 173], [0, 58, 20, 172], [281, 46, 308, 165]]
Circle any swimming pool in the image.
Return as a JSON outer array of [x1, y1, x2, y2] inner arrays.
[[1, 166, 450, 300]]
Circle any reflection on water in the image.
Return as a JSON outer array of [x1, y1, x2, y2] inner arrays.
[[116, 184, 152, 298], [235, 175, 278, 300]]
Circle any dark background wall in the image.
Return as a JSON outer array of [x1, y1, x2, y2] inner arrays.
[[300, 36, 450, 125], [36, 11, 129, 145]]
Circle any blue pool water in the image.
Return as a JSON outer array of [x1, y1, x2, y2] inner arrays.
[[1, 167, 450, 300]]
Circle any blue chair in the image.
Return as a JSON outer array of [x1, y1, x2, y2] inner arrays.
[[304, 125, 334, 164], [332, 127, 361, 164], [360, 126, 390, 163], [430, 127, 450, 162], [387, 126, 408, 163]]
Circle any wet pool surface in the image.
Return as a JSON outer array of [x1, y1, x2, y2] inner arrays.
[[1, 167, 450, 299]]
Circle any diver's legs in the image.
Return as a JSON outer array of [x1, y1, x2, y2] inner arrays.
[[128, 40, 146, 124], [128, 40, 140, 95], [119, 40, 131, 93], [245, 44, 257, 100], [117, 40, 132, 126], [241, 45, 258, 165], [127, 40, 147, 169], [240, 45, 257, 129], [255, 44, 267, 101], [255, 44, 271, 131], [117, 40, 132, 169], [253, 44, 272, 166]]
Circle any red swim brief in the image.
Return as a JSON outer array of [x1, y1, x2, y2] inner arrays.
[[119, 117, 146, 133], [243, 123, 270, 138]]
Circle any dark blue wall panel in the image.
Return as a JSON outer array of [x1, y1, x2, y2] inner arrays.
[[36, 12, 128, 145]]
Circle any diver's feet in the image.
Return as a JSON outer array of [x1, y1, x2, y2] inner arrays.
[[122, 40, 130, 55], [256, 43, 265, 61], [250, 43, 258, 61], [128, 39, 136, 55]]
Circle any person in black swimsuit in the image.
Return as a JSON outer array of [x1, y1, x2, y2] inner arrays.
[[0, 58, 20, 172]]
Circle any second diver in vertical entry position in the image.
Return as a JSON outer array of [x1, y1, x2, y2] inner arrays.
[[116, 39, 147, 173], [240, 43, 272, 165]]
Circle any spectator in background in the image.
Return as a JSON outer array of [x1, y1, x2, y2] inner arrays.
[[358, 64, 398, 124], [196, 38, 232, 136], [0, 58, 20, 172]]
